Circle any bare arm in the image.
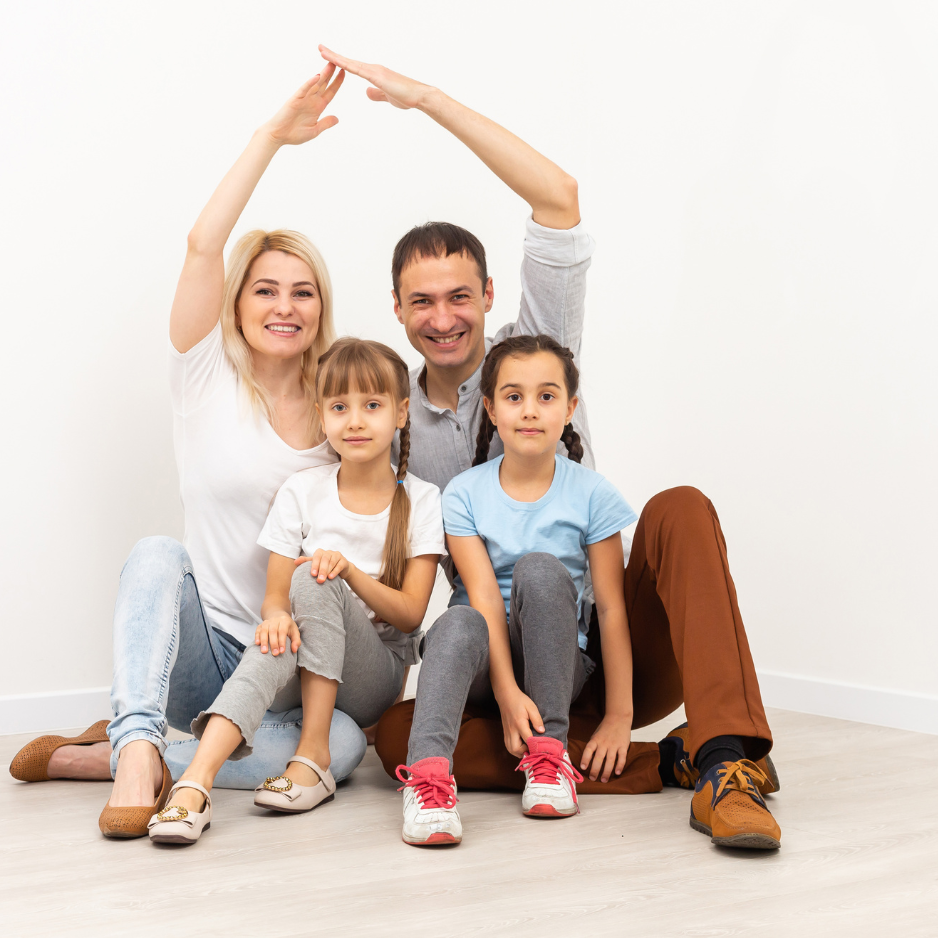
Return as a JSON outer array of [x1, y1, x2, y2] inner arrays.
[[256, 552, 302, 656], [169, 67, 345, 353], [297, 550, 439, 633], [581, 533, 634, 782], [447, 534, 546, 756], [318, 46, 579, 229]]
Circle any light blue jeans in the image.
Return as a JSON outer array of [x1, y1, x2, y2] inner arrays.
[[108, 536, 368, 788]]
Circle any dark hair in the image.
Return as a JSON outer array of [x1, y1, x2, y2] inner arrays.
[[472, 334, 584, 467], [392, 222, 488, 300], [316, 338, 412, 592]]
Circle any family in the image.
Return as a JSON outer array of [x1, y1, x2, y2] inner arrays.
[[10, 47, 782, 850]]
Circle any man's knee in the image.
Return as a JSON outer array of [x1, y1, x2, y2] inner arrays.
[[423, 606, 488, 659], [644, 486, 711, 526]]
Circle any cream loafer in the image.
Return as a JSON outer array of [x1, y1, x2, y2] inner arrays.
[[148, 780, 212, 845], [253, 756, 336, 813]]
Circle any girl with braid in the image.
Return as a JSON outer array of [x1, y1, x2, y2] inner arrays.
[[395, 335, 636, 846], [148, 339, 444, 844]]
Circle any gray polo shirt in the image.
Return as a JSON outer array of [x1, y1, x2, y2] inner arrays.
[[402, 214, 596, 495]]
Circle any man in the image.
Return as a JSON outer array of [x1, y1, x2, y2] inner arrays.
[[321, 48, 782, 851]]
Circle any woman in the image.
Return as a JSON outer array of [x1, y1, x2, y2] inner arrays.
[[10, 65, 368, 838]]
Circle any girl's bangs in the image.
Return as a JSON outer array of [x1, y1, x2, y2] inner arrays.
[[318, 344, 398, 400]]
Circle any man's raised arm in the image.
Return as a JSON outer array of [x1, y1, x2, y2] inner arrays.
[[318, 45, 580, 230]]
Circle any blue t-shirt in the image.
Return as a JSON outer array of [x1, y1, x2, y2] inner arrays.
[[442, 455, 637, 649]]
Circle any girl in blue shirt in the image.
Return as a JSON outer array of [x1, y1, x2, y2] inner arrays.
[[397, 334, 636, 843]]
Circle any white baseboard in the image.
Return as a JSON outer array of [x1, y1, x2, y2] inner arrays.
[[757, 670, 938, 735], [0, 688, 111, 736], [2, 675, 936, 737]]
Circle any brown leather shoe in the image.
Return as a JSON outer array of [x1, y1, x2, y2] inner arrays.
[[9, 720, 110, 782], [690, 759, 781, 849], [660, 723, 780, 794], [99, 758, 173, 839]]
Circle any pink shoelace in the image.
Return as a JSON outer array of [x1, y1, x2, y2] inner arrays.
[[516, 749, 585, 786], [395, 765, 459, 810]]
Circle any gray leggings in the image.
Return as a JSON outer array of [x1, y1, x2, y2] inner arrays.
[[193, 568, 405, 758], [407, 552, 592, 767]]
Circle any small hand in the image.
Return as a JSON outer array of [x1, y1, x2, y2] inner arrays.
[[580, 714, 632, 783], [318, 45, 432, 110], [263, 64, 345, 146], [296, 549, 353, 583], [497, 686, 546, 757], [255, 614, 300, 656]]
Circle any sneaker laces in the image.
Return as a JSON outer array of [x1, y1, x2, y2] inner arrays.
[[395, 764, 459, 810], [516, 748, 584, 786], [715, 759, 768, 800]]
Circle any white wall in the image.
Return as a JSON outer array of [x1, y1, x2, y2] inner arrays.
[[1, 2, 935, 731]]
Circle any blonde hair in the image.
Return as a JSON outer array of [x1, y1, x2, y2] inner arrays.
[[220, 229, 336, 443], [316, 338, 412, 592]]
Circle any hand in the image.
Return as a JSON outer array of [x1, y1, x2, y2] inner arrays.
[[295, 549, 354, 583], [318, 45, 432, 111], [581, 714, 632, 783], [262, 64, 345, 146], [496, 685, 546, 757], [255, 614, 300, 656]]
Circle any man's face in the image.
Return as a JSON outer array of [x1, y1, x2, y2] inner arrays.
[[393, 251, 494, 373]]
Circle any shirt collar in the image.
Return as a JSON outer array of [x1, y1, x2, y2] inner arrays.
[[413, 343, 489, 414]]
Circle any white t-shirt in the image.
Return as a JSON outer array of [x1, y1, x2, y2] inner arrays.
[[258, 462, 444, 660], [169, 322, 338, 646]]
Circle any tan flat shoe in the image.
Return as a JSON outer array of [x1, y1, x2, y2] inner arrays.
[[148, 780, 212, 845], [99, 758, 172, 839], [9, 719, 110, 782], [253, 756, 336, 813]]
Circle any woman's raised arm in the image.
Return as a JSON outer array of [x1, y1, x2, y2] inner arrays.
[[169, 66, 345, 352]]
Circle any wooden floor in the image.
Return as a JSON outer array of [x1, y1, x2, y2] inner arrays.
[[2, 707, 936, 937]]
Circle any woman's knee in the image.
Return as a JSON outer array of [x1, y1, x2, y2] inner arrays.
[[121, 535, 190, 581]]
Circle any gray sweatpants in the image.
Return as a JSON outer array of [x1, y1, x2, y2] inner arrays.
[[193, 568, 405, 758], [407, 552, 592, 767]]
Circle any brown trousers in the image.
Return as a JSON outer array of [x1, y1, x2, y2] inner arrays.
[[375, 486, 773, 795]]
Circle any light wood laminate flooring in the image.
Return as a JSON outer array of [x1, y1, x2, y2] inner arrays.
[[2, 707, 936, 937]]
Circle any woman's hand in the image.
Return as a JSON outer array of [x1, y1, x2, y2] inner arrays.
[[580, 714, 633, 783], [255, 614, 300, 657], [318, 45, 432, 111], [262, 64, 346, 146], [496, 685, 546, 757], [295, 549, 354, 583]]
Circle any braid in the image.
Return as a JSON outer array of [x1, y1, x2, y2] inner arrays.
[[396, 416, 410, 481], [560, 422, 584, 464], [473, 409, 497, 466]]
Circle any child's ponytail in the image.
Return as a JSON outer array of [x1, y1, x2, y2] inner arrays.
[[559, 422, 584, 464], [380, 414, 412, 592], [472, 407, 497, 467]]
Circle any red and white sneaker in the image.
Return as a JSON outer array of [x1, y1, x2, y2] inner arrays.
[[396, 757, 462, 846], [516, 736, 584, 818]]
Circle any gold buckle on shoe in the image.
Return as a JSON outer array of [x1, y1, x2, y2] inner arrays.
[[263, 776, 292, 792], [156, 805, 189, 821]]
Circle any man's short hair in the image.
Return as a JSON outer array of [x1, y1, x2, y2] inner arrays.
[[392, 222, 488, 300]]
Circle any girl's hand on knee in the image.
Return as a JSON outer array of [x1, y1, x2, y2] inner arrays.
[[497, 687, 546, 757], [581, 715, 632, 783], [255, 615, 300, 656], [303, 548, 352, 584]]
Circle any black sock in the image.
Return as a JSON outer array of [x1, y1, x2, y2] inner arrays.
[[657, 738, 681, 787], [696, 735, 746, 776]]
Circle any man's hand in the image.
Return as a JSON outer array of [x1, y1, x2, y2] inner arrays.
[[318, 45, 433, 110], [580, 714, 632, 783], [496, 685, 547, 757], [255, 614, 300, 657], [295, 549, 354, 584]]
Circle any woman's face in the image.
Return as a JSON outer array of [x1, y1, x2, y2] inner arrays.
[[236, 251, 322, 360]]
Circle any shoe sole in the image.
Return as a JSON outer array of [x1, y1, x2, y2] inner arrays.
[[689, 816, 780, 850], [523, 804, 578, 818], [149, 822, 211, 846], [761, 754, 781, 794], [402, 832, 461, 846], [254, 793, 334, 814]]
